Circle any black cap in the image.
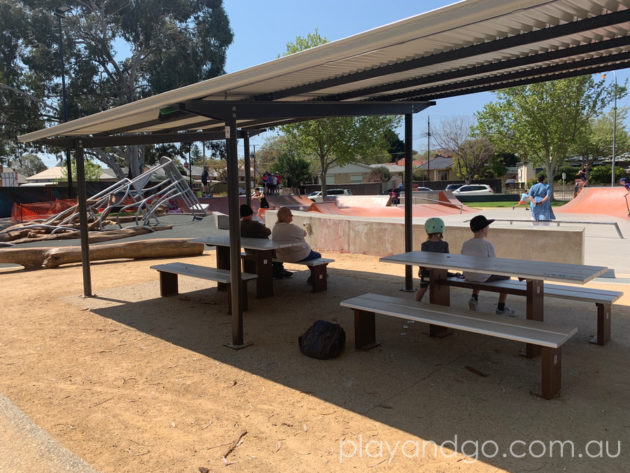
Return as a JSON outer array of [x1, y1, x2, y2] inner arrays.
[[239, 204, 253, 217], [470, 215, 494, 233]]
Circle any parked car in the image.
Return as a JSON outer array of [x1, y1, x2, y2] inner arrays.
[[445, 183, 463, 192], [452, 184, 494, 196], [308, 188, 352, 202], [417, 186, 433, 192]]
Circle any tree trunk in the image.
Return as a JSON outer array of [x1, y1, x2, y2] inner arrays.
[[0, 238, 204, 269]]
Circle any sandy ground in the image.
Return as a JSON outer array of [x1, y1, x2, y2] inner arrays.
[[1, 244, 630, 473]]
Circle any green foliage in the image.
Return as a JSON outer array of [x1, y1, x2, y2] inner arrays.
[[384, 129, 405, 162], [271, 152, 311, 191], [588, 164, 624, 184], [367, 166, 391, 183], [59, 158, 104, 181], [475, 76, 619, 195], [1, 0, 233, 172], [484, 154, 506, 178], [279, 31, 400, 195], [554, 164, 580, 183]]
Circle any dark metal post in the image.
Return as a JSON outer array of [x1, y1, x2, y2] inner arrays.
[[404, 113, 413, 291], [75, 140, 92, 297], [427, 115, 431, 182], [244, 132, 251, 207], [55, 8, 73, 198], [226, 118, 245, 348]]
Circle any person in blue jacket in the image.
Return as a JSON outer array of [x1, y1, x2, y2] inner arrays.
[[529, 174, 555, 222]]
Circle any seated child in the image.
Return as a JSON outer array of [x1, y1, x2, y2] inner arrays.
[[416, 217, 451, 302], [462, 215, 516, 316]]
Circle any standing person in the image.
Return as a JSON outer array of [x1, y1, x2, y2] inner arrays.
[[240, 204, 292, 279], [529, 174, 556, 223], [201, 166, 209, 197], [462, 215, 515, 316], [416, 217, 450, 302], [272, 207, 321, 284]]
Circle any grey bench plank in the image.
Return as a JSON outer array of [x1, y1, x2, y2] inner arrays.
[[151, 262, 257, 284], [340, 292, 578, 399], [273, 257, 334, 266], [150, 262, 257, 313], [341, 293, 576, 348]]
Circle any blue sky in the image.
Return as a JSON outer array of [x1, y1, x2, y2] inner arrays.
[[222, 0, 630, 155]]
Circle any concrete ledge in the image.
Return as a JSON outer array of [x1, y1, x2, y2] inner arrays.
[[265, 210, 584, 264]]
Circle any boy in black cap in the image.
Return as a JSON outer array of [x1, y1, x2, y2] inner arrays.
[[240, 204, 292, 279], [461, 215, 515, 316]]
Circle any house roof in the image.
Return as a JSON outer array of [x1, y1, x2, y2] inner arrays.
[[18, 0, 630, 147], [26, 166, 117, 181], [416, 156, 454, 170], [326, 162, 374, 175]]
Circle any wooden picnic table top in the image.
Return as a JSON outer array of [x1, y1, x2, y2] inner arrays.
[[192, 234, 300, 251], [379, 251, 608, 284]]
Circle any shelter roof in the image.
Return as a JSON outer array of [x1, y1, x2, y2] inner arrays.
[[19, 0, 630, 147]]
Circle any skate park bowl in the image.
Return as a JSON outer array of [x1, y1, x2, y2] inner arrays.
[[557, 187, 630, 219]]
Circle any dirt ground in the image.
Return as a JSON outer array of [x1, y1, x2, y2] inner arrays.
[[1, 249, 629, 473]]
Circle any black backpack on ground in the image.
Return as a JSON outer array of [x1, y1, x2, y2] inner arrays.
[[298, 320, 345, 360]]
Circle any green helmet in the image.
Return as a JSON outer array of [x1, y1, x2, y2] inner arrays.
[[425, 217, 445, 234]]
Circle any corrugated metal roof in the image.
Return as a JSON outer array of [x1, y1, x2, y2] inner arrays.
[[19, 0, 630, 144]]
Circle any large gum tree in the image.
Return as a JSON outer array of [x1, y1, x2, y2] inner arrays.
[[1, 0, 233, 176]]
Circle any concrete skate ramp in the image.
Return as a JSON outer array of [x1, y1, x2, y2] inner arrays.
[[556, 187, 629, 218], [308, 192, 476, 217]]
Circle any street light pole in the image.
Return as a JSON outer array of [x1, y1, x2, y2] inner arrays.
[[54, 7, 73, 198]]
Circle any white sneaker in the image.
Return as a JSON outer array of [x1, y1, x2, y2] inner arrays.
[[468, 297, 478, 311], [496, 306, 516, 317]]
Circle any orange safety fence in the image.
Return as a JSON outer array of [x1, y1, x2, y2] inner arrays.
[[11, 199, 77, 223]]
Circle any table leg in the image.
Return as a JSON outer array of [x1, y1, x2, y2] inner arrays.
[[354, 309, 378, 349], [591, 303, 611, 345], [525, 279, 544, 357], [253, 249, 274, 298], [540, 346, 562, 399], [429, 269, 452, 338], [159, 272, 178, 297], [216, 246, 230, 291]]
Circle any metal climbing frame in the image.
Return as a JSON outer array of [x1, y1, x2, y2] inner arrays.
[[8, 157, 207, 235]]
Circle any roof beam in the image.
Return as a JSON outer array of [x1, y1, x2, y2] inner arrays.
[[180, 100, 434, 120], [253, 9, 630, 101], [397, 58, 630, 102], [324, 36, 630, 102], [35, 130, 247, 148]]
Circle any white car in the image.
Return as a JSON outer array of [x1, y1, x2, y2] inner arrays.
[[452, 184, 494, 196], [308, 189, 352, 202]]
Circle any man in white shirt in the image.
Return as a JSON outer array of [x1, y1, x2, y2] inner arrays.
[[461, 215, 515, 316]]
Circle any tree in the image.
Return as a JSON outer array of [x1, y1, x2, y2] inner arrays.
[[1, 0, 233, 176], [279, 31, 400, 197], [367, 166, 391, 183], [475, 76, 620, 196], [271, 152, 311, 193], [384, 129, 405, 162], [60, 158, 104, 181], [575, 107, 629, 168], [433, 116, 493, 183], [11, 153, 47, 177]]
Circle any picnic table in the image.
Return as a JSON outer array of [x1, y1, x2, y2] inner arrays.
[[379, 251, 608, 356], [193, 234, 300, 298]]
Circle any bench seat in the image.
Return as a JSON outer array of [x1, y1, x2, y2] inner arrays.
[[340, 292, 578, 399], [275, 258, 334, 292], [151, 262, 257, 313], [441, 276, 621, 345]]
